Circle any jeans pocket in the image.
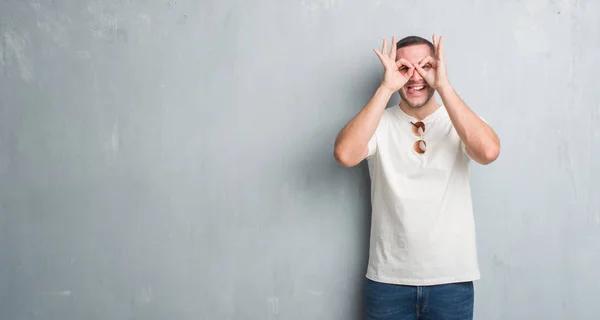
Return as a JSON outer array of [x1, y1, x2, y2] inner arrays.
[[365, 279, 413, 317]]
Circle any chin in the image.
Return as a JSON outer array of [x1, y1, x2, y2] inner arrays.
[[407, 98, 428, 108], [400, 88, 435, 108]]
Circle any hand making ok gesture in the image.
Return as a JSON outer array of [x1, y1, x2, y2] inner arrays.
[[373, 36, 415, 92], [415, 34, 451, 90]]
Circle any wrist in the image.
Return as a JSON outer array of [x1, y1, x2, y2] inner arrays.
[[435, 82, 453, 95], [378, 83, 397, 97]]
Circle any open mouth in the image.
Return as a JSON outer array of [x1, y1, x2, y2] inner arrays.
[[406, 83, 428, 95]]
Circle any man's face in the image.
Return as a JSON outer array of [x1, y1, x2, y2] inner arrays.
[[396, 44, 435, 109]]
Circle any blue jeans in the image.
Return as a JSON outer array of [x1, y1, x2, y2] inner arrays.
[[364, 278, 474, 320]]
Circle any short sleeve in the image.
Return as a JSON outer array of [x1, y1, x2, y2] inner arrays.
[[367, 111, 389, 158], [367, 132, 377, 158]]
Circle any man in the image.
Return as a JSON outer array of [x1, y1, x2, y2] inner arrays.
[[333, 35, 500, 319]]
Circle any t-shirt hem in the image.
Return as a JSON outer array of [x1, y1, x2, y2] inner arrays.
[[365, 272, 481, 286]]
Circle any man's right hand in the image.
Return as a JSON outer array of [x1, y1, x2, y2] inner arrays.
[[373, 37, 414, 92], [334, 37, 408, 167]]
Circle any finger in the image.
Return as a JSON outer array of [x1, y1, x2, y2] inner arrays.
[[373, 48, 385, 63], [396, 58, 414, 74], [400, 61, 415, 75], [414, 63, 431, 79], [406, 65, 415, 78], [414, 63, 425, 76], [381, 38, 388, 58], [396, 58, 412, 68], [438, 36, 444, 60], [433, 34, 440, 58], [395, 58, 414, 78], [418, 55, 435, 67], [390, 36, 397, 60]]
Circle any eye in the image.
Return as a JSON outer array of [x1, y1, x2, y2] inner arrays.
[[422, 64, 432, 70]]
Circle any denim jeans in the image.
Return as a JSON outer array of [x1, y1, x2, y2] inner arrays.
[[364, 278, 474, 320]]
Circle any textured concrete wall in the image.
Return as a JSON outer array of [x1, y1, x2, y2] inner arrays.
[[1, 0, 599, 319]]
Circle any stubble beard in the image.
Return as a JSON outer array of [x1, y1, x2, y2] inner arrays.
[[398, 88, 436, 109]]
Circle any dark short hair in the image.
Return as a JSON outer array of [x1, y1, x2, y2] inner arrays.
[[396, 36, 434, 55]]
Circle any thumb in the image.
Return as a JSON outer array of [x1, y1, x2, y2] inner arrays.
[[414, 64, 427, 77], [406, 66, 415, 78]]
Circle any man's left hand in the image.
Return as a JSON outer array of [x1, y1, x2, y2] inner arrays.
[[415, 34, 450, 90]]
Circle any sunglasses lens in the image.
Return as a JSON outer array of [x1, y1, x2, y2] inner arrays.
[[414, 140, 427, 154], [412, 122, 425, 135], [411, 122, 426, 155]]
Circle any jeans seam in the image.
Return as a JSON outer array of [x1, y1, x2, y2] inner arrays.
[[416, 286, 422, 316], [423, 286, 429, 314]]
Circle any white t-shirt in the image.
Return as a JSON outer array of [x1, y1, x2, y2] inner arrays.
[[365, 104, 480, 286]]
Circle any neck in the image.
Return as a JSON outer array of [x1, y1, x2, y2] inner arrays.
[[398, 97, 441, 120]]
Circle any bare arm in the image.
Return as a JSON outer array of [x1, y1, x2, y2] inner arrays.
[[334, 85, 394, 167], [437, 85, 500, 164], [415, 35, 500, 165], [334, 37, 415, 167]]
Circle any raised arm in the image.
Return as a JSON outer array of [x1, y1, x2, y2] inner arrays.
[[334, 37, 414, 167], [438, 85, 500, 164], [414, 35, 500, 165]]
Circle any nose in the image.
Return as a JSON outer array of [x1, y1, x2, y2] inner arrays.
[[410, 67, 423, 81]]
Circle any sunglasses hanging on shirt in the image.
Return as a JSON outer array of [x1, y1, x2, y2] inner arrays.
[[411, 121, 426, 155]]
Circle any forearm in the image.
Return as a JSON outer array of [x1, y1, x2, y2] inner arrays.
[[334, 85, 393, 167], [437, 84, 500, 164]]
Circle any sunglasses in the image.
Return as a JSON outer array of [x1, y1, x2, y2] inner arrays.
[[410, 121, 427, 155]]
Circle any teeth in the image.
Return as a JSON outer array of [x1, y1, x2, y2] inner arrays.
[[412, 86, 424, 91]]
